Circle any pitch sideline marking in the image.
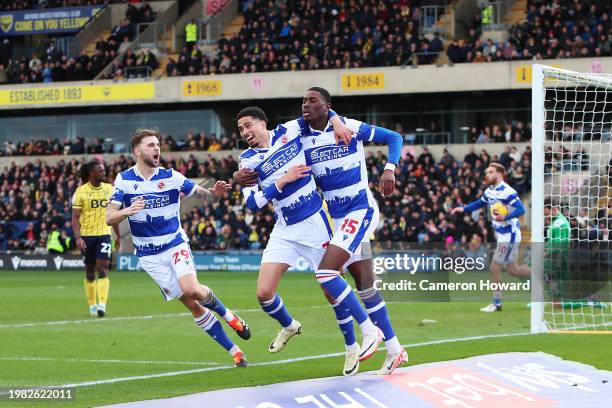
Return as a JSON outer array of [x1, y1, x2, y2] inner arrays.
[[0, 305, 328, 329], [0, 357, 220, 366], [38, 331, 532, 389]]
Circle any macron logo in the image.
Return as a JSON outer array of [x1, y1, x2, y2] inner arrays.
[[133, 184, 139, 190], [11, 256, 20, 269], [54, 256, 63, 270]]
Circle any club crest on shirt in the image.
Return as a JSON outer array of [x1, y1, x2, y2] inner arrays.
[[281, 136, 288, 144], [157, 181, 165, 190]]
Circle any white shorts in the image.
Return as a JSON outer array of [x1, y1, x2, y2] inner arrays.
[[138, 242, 196, 301], [262, 237, 327, 270], [493, 228, 521, 265], [331, 206, 379, 262], [262, 209, 332, 270]]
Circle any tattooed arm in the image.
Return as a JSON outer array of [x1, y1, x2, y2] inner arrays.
[[193, 181, 231, 203]]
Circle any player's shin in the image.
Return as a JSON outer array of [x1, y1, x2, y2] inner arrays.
[[316, 270, 377, 335], [200, 286, 251, 340], [97, 277, 110, 304], [358, 287, 402, 355], [332, 301, 357, 347], [260, 293, 294, 328], [194, 309, 237, 353], [200, 286, 235, 322]]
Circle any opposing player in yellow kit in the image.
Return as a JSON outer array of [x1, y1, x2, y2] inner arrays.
[[72, 160, 121, 317]]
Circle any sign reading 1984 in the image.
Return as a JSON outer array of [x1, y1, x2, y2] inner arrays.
[[341, 72, 384, 91]]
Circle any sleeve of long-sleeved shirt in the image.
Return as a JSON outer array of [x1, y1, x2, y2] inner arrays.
[[344, 119, 402, 164], [463, 195, 488, 212], [505, 198, 525, 220], [242, 183, 282, 211]]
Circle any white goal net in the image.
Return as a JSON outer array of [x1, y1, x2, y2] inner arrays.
[[531, 64, 612, 333]]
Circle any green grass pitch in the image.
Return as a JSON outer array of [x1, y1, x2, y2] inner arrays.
[[1, 270, 611, 407]]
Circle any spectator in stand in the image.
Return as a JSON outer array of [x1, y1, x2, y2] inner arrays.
[[2, 3, 158, 83], [449, 1, 610, 64], [167, 0, 436, 76]]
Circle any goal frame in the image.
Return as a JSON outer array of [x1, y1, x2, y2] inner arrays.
[[530, 64, 612, 334], [531, 63, 546, 334]]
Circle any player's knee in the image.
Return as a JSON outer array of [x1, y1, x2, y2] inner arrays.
[[181, 284, 203, 300], [256, 287, 275, 303], [199, 284, 212, 302], [85, 274, 95, 282], [180, 296, 202, 314], [96, 266, 108, 279]]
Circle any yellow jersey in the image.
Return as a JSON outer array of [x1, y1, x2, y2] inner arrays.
[[72, 182, 113, 236]]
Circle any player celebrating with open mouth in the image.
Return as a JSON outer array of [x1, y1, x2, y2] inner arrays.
[[451, 162, 530, 312], [105, 128, 251, 367]]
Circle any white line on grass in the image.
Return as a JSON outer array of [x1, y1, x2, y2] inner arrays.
[[0, 357, 220, 366], [0, 305, 328, 329], [37, 331, 532, 390]]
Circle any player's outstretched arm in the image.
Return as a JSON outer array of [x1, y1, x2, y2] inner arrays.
[[105, 198, 144, 226], [452, 197, 487, 216], [193, 182, 230, 202]]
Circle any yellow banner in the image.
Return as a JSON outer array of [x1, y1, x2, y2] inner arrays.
[[516, 66, 532, 83], [182, 80, 222, 97], [516, 64, 562, 83], [341, 72, 384, 91], [0, 83, 155, 106]]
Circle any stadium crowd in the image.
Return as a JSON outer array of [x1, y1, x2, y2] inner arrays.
[[448, 0, 611, 63], [166, 0, 441, 77], [0, 143, 546, 253], [1, 131, 235, 157], [1, 120, 530, 157], [0, 2, 157, 84]]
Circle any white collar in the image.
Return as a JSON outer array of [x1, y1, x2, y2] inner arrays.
[[133, 164, 160, 182]]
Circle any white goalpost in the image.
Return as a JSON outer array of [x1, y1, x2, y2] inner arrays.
[[531, 64, 612, 334]]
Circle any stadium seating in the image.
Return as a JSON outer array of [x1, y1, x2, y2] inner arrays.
[[449, 0, 611, 63], [166, 0, 440, 76], [0, 2, 158, 84]]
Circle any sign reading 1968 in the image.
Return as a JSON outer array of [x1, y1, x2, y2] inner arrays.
[[182, 80, 222, 97], [341, 72, 385, 91]]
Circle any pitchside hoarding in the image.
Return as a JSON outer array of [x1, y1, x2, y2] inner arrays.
[[116, 253, 314, 272], [0, 254, 84, 271]]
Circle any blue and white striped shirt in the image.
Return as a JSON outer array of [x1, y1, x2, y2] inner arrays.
[[300, 117, 379, 219], [240, 122, 323, 226], [110, 166, 196, 257]]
